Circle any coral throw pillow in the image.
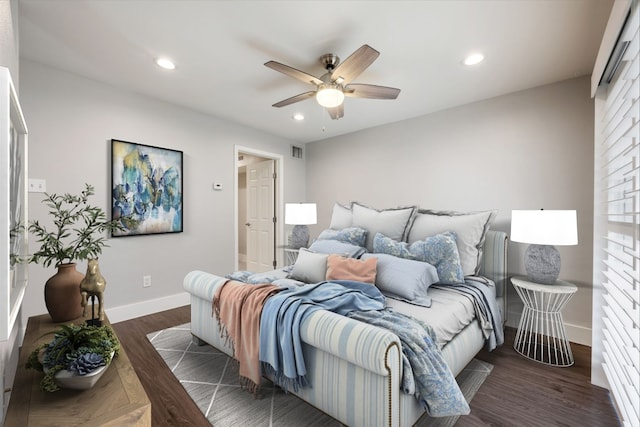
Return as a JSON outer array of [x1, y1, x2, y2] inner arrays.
[[325, 254, 377, 284]]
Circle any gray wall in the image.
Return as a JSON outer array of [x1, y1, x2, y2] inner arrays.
[[20, 60, 305, 322], [0, 0, 19, 87], [306, 76, 594, 344]]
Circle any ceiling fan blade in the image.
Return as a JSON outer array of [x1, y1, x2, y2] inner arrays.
[[344, 83, 401, 99], [330, 45, 380, 85], [272, 91, 316, 108], [265, 61, 323, 86], [327, 103, 344, 120]]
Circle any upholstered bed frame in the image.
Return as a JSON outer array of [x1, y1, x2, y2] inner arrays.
[[183, 229, 507, 427]]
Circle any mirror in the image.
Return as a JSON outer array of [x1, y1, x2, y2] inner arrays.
[[1, 67, 28, 341]]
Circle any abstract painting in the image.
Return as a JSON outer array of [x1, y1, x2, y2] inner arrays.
[[111, 139, 183, 236]]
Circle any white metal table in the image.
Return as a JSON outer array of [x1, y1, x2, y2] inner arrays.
[[511, 276, 578, 367], [284, 248, 299, 266]]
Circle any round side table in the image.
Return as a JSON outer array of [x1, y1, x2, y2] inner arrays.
[[284, 248, 299, 266], [511, 276, 577, 367]]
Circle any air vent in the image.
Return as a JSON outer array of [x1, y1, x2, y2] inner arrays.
[[291, 145, 303, 159]]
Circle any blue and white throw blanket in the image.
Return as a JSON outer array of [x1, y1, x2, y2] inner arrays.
[[348, 309, 470, 417], [259, 280, 470, 417], [259, 280, 385, 392]]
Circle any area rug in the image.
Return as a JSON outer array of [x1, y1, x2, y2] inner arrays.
[[147, 323, 493, 427]]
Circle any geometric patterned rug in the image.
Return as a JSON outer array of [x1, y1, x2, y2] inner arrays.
[[147, 323, 493, 427]]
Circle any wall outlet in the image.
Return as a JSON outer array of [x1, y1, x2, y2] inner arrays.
[[143, 275, 151, 288], [28, 178, 47, 193]]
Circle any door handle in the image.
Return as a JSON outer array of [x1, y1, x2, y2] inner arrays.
[[245, 222, 251, 226]]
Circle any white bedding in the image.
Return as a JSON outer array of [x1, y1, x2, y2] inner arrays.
[[385, 280, 497, 349], [228, 267, 494, 350]]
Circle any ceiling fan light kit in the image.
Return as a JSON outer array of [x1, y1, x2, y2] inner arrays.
[[265, 44, 400, 120], [316, 84, 345, 108]]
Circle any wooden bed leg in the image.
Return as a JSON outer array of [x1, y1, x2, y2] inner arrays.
[[191, 334, 207, 346]]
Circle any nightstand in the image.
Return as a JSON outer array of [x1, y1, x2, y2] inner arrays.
[[284, 248, 299, 265], [511, 276, 577, 367]]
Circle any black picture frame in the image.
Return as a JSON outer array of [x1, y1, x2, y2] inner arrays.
[[111, 139, 183, 237]]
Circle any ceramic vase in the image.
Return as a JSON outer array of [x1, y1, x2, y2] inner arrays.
[[45, 263, 84, 322]]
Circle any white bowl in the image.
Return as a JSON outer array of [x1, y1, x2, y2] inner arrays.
[[52, 362, 110, 390], [43, 351, 114, 390]]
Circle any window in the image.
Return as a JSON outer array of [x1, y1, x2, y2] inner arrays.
[[593, 2, 639, 426]]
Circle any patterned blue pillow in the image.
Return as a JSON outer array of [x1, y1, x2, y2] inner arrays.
[[373, 232, 465, 285], [317, 227, 368, 247]]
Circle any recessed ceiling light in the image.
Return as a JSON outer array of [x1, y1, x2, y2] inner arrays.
[[463, 53, 485, 66], [155, 57, 176, 70], [292, 113, 305, 121]]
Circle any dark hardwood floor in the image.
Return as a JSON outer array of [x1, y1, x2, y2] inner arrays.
[[460, 328, 620, 427], [112, 305, 207, 426], [113, 306, 620, 427]]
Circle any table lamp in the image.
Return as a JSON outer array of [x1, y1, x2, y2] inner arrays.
[[510, 209, 578, 285], [285, 203, 317, 249]]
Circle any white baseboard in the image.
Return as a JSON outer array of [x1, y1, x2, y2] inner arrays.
[[105, 292, 190, 324], [565, 323, 592, 347], [93, 291, 599, 345]]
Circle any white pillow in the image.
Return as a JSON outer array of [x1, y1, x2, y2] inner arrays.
[[351, 203, 417, 252], [329, 202, 353, 229], [407, 209, 497, 276], [288, 248, 328, 283]]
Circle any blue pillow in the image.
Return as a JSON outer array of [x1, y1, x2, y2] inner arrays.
[[316, 227, 368, 247], [308, 239, 366, 258], [361, 253, 438, 307], [373, 232, 465, 285]]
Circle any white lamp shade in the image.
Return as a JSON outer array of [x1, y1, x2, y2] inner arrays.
[[511, 210, 578, 246], [285, 203, 317, 225]]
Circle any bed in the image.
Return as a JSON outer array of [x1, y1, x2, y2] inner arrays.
[[184, 203, 508, 427]]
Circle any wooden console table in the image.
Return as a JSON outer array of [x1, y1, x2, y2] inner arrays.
[[4, 313, 151, 426]]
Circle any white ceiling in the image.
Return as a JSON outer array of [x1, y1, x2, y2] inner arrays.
[[18, 0, 613, 143]]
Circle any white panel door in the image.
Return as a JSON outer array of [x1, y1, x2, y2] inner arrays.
[[246, 159, 275, 272]]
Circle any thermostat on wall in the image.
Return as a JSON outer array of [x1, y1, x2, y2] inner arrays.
[[213, 183, 223, 190]]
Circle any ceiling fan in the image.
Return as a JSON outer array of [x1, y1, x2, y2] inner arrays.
[[265, 44, 401, 120]]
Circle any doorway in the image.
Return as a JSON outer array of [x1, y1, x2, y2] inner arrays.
[[235, 146, 284, 272]]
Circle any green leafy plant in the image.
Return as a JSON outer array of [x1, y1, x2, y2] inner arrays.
[[26, 323, 120, 392], [9, 221, 24, 267], [28, 183, 124, 268]]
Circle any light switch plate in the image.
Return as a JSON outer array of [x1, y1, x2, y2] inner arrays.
[[28, 179, 47, 193]]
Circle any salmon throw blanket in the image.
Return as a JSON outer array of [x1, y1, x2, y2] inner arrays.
[[213, 280, 281, 394]]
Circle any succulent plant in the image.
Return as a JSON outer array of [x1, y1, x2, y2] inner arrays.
[[26, 323, 119, 392], [69, 353, 105, 375]]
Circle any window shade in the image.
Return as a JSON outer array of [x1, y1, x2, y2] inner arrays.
[[594, 3, 639, 426]]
